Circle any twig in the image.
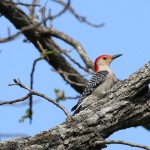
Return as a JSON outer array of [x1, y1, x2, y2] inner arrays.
[[3, 100, 40, 107], [29, 0, 37, 19], [0, 92, 33, 105], [3, 79, 70, 117], [30, 57, 42, 86], [95, 140, 150, 150], [54, 0, 104, 28], [39, 27, 93, 69], [63, 73, 85, 86], [59, 49, 87, 71], [30, 57, 42, 94], [51, 68, 93, 77], [61, 96, 79, 100], [51, 0, 71, 19], [29, 57, 42, 123], [0, 14, 52, 43], [36, 41, 50, 61], [41, 7, 46, 26], [0, 31, 21, 43]]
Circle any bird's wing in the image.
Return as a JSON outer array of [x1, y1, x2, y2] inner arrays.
[[71, 71, 109, 112]]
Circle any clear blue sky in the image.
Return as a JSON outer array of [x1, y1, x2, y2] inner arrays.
[[0, 0, 150, 149]]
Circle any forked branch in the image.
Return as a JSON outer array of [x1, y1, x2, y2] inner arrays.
[[0, 79, 70, 117]]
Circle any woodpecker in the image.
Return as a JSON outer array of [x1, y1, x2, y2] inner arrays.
[[71, 54, 122, 114]]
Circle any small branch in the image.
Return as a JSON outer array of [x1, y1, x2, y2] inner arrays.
[[29, 0, 37, 19], [95, 140, 150, 150], [30, 57, 42, 95], [5, 100, 40, 107], [0, 31, 21, 43], [0, 15, 52, 43], [62, 71, 85, 86], [6, 79, 70, 117], [54, 0, 104, 28], [36, 41, 50, 61], [51, 69, 93, 77], [0, 92, 33, 105], [59, 49, 87, 71], [60, 95, 79, 100], [29, 57, 42, 123], [54, 88, 79, 102], [51, 0, 71, 19]]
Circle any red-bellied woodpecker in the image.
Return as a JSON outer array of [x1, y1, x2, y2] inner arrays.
[[71, 54, 122, 114]]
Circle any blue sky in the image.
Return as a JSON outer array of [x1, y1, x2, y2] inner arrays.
[[0, 0, 150, 149]]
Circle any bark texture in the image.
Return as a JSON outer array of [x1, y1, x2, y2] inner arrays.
[[0, 62, 149, 150]]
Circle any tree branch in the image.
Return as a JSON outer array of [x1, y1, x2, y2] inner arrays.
[[0, 0, 87, 94], [29, 57, 42, 123], [0, 92, 33, 105], [1, 79, 70, 118]]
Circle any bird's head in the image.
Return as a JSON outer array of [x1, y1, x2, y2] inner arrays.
[[94, 54, 122, 72]]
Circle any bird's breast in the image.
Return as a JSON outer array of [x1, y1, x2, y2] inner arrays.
[[92, 72, 116, 97]]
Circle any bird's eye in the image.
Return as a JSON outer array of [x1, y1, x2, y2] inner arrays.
[[103, 57, 107, 60]]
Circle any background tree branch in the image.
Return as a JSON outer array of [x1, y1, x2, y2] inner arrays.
[[0, 0, 89, 93]]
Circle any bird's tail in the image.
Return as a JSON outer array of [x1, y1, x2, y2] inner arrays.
[[71, 104, 78, 112], [71, 104, 82, 115]]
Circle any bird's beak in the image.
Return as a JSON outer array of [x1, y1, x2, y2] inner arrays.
[[112, 54, 123, 60]]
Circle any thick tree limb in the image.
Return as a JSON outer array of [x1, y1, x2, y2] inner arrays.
[[0, 0, 87, 94], [0, 61, 149, 149]]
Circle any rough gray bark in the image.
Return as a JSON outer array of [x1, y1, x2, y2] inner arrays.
[[0, 61, 149, 150]]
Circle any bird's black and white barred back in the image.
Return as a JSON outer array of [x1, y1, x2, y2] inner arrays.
[[71, 71, 109, 112]]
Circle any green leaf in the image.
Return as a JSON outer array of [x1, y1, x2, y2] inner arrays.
[[41, 50, 52, 58], [54, 88, 65, 102], [19, 109, 32, 123]]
